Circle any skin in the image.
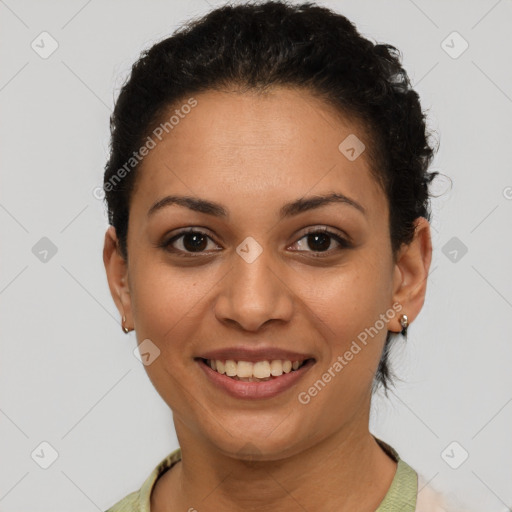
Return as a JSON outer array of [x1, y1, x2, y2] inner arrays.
[[104, 86, 432, 511]]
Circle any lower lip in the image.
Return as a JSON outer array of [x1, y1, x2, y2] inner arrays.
[[196, 358, 315, 400]]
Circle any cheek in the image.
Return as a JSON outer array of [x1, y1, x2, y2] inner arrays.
[[312, 256, 393, 364], [129, 259, 220, 353], [128, 264, 212, 409]]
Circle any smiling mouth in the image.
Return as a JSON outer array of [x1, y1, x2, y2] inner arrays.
[[198, 357, 314, 381]]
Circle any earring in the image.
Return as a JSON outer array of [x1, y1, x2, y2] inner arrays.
[[399, 314, 409, 336], [122, 315, 131, 334]]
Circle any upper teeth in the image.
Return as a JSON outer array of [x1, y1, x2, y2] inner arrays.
[[208, 359, 302, 379]]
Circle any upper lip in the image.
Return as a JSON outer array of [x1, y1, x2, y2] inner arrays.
[[197, 347, 315, 363]]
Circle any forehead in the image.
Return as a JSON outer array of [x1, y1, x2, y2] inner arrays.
[[131, 86, 386, 219]]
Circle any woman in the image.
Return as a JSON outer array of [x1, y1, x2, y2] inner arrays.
[[102, 1, 466, 510]]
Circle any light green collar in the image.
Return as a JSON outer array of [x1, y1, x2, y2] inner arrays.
[[374, 436, 418, 512], [106, 437, 418, 511]]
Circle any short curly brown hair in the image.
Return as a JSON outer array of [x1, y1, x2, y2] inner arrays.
[[103, 0, 439, 394]]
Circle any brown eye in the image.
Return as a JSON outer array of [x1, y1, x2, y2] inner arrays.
[[305, 232, 331, 252], [292, 227, 350, 255], [163, 229, 220, 255]]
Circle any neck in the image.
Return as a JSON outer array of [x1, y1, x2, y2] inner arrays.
[[151, 415, 397, 512]]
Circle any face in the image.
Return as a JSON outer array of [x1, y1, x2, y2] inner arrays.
[[104, 86, 431, 460]]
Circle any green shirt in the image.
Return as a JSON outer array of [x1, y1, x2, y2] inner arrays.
[[105, 436, 418, 512]]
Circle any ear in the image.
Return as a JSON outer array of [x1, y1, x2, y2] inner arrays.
[[390, 217, 432, 333], [103, 226, 133, 331]]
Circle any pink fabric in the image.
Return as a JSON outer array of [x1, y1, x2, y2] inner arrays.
[[416, 475, 474, 512]]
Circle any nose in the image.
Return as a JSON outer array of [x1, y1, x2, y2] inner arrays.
[[213, 241, 294, 332]]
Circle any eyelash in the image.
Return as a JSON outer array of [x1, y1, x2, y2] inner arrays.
[[160, 227, 351, 258]]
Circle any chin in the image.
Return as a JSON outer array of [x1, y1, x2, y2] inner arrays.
[[198, 413, 313, 462]]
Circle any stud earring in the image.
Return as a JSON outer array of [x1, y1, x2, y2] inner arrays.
[[399, 314, 409, 336], [122, 315, 131, 334]]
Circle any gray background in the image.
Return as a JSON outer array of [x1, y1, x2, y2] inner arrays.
[[0, 0, 511, 510]]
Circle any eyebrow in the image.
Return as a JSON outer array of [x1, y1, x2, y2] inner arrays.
[[147, 192, 366, 219]]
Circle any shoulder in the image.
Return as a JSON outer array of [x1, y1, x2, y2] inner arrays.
[[416, 474, 476, 512], [373, 436, 475, 512], [103, 447, 182, 512], [105, 490, 140, 512]]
